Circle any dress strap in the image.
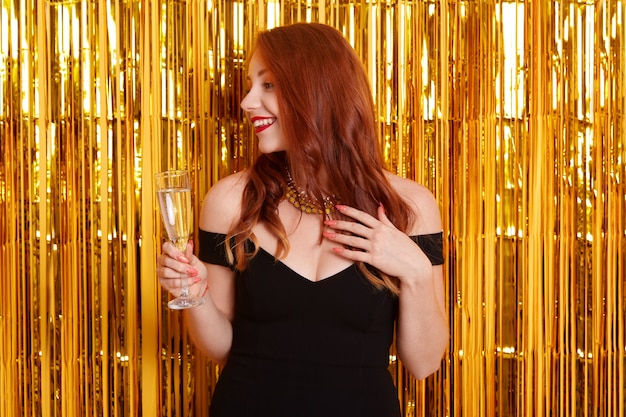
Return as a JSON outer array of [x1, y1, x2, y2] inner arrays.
[[199, 229, 445, 266], [409, 232, 444, 265], [197, 230, 232, 268]]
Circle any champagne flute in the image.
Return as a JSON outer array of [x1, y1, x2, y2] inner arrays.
[[155, 170, 205, 309]]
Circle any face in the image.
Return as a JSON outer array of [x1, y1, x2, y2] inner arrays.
[[240, 53, 287, 154]]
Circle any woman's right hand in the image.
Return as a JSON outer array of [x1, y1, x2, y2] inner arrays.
[[156, 240, 209, 299]]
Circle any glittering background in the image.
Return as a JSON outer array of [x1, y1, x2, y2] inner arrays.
[[0, 1, 624, 416]]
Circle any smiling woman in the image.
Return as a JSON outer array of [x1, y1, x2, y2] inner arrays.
[[156, 22, 448, 417]]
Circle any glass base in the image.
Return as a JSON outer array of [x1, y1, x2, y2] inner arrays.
[[167, 296, 205, 310]]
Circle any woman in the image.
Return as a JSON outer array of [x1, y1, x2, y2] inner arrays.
[[157, 22, 448, 417]]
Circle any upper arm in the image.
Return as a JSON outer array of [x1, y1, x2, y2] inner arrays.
[[389, 174, 442, 236], [407, 182, 446, 321], [392, 176, 446, 303], [197, 172, 248, 322], [203, 261, 237, 322], [199, 172, 247, 233]]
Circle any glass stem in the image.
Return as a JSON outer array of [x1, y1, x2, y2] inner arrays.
[[180, 277, 190, 298]]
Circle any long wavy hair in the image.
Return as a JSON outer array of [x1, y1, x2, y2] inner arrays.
[[226, 23, 415, 295]]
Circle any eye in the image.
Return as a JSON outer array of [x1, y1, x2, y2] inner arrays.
[[263, 82, 274, 90]]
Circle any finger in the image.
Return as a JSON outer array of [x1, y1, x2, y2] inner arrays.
[[330, 245, 371, 263], [325, 220, 372, 238], [162, 241, 191, 264], [184, 240, 194, 259], [157, 251, 180, 270], [323, 231, 371, 252], [162, 241, 181, 257], [157, 265, 201, 288], [157, 252, 198, 278], [156, 261, 182, 279], [157, 253, 181, 271], [377, 203, 394, 227], [335, 205, 378, 228]]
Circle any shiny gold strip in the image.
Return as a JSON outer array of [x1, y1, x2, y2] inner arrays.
[[77, 4, 90, 414], [140, 0, 160, 413], [36, 1, 51, 416], [436, 2, 451, 416], [592, 6, 607, 417], [0, 3, 18, 414], [84, 4, 100, 415], [604, 3, 625, 416], [59, 4, 77, 415], [527, 4, 546, 416], [482, 3, 498, 416], [95, 0, 112, 416], [1, 5, 12, 417]]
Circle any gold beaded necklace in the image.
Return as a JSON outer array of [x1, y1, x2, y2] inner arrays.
[[284, 167, 340, 215]]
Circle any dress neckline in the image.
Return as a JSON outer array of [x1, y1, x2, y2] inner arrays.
[[256, 246, 356, 284]]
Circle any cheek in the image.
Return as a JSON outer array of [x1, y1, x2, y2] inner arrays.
[[267, 97, 280, 115]]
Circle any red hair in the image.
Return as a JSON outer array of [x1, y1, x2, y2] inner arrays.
[[227, 23, 414, 295]]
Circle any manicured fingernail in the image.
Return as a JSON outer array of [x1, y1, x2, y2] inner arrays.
[[187, 268, 198, 276], [177, 255, 189, 262], [193, 277, 202, 283], [324, 220, 336, 226], [331, 247, 344, 253], [335, 205, 346, 212], [323, 232, 335, 239]]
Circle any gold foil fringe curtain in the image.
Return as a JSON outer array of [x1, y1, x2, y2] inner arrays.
[[0, 1, 624, 416]]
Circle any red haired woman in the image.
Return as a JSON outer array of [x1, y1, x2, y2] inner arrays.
[[157, 22, 448, 417]]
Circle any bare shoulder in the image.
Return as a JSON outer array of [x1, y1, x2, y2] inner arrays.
[[198, 170, 249, 233], [385, 172, 442, 235]]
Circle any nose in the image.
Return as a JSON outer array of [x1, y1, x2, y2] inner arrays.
[[240, 89, 260, 112]]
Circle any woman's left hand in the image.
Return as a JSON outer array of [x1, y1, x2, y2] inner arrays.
[[322, 204, 432, 282]]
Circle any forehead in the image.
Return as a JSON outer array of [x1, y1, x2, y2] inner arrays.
[[246, 53, 267, 77]]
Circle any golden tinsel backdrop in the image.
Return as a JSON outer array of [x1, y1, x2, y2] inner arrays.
[[0, 1, 624, 416]]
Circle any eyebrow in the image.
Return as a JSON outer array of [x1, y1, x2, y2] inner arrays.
[[246, 68, 269, 81]]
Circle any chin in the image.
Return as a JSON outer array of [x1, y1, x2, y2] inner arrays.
[[257, 141, 286, 155], [257, 146, 276, 154]]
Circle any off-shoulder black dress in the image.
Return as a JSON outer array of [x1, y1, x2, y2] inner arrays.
[[198, 230, 444, 417]]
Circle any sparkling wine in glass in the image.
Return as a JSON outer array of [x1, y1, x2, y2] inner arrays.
[[155, 170, 204, 309]]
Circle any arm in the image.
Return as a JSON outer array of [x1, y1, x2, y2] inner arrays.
[[395, 252, 448, 379], [395, 262, 447, 379], [394, 182, 448, 379], [183, 260, 235, 366], [321, 181, 448, 379], [156, 172, 247, 365]]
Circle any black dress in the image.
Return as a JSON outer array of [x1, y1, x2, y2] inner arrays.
[[198, 230, 444, 417]]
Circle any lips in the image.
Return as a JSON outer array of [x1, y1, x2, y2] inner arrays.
[[250, 116, 276, 133]]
